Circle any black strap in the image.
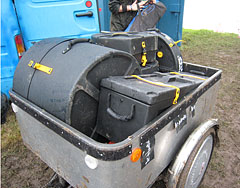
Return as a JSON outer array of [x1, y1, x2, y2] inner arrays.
[[122, 4, 127, 12]]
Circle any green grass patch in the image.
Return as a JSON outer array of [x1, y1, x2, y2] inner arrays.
[[181, 29, 239, 52], [1, 110, 25, 158], [180, 29, 240, 66]]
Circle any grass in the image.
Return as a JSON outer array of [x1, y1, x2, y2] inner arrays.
[[181, 29, 239, 52], [1, 110, 28, 186], [1, 110, 25, 157], [1, 110, 53, 188], [181, 29, 240, 188], [181, 29, 240, 72]]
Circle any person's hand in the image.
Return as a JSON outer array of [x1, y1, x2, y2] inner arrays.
[[149, 0, 156, 4], [139, 0, 148, 6], [131, 0, 146, 11]]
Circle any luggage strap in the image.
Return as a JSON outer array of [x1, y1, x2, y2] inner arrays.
[[28, 60, 53, 75], [169, 40, 183, 47], [170, 72, 207, 81], [131, 75, 180, 104]]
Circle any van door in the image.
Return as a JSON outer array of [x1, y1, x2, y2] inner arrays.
[[98, 0, 185, 42], [1, 0, 22, 98], [14, 0, 100, 49], [157, 0, 185, 41]]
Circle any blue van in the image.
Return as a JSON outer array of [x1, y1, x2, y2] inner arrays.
[[1, 0, 24, 99], [14, 0, 101, 49], [1, 0, 101, 100]]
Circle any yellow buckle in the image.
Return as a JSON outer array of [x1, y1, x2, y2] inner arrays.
[[141, 41, 147, 66], [28, 60, 53, 75], [141, 53, 147, 66]]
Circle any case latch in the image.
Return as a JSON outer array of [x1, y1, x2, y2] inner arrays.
[[28, 60, 53, 75]]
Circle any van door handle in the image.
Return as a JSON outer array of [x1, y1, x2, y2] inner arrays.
[[76, 11, 93, 17]]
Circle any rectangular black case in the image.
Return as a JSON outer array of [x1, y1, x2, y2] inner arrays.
[[91, 32, 158, 64], [96, 72, 206, 142]]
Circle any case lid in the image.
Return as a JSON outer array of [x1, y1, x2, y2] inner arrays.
[[92, 32, 158, 55], [101, 72, 206, 105]]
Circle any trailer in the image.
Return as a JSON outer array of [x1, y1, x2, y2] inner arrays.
[[10, 31, 221, 188]]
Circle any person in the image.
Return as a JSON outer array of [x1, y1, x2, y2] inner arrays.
[[109, 0, 156, 32]]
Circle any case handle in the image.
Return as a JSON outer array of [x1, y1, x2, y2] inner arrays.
[[62, 38, 90, 54], [107, 94, 135, 122]]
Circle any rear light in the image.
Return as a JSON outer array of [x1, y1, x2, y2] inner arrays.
[[15, 34, 25, 59], [86, 1, 92, 8]]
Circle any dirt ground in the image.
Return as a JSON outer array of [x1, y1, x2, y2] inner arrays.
[[179, 30, 240, 188], [1, 30, 240, 188]]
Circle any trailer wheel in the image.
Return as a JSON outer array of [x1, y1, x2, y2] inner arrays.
[[45, 172, 72, 188], [176, 128, 215, 188]]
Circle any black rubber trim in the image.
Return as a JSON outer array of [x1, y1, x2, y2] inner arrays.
[[10, 92, 132, 161], [140, 72, 221, 144]]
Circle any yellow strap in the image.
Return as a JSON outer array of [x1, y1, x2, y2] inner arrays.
[[169, 40, 184, 47], [174, 40, 183, 45], [131, 75, 180, 104], [28, 60, 53, 74], [170, 72, 207, 81]]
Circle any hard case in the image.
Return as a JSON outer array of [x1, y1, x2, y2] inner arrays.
[[152, 31, 183, 72], [91, 31, 183, 73], [91, 32, 158, 64], [12, 38, 140, 136], [96, 72, 206, 142]]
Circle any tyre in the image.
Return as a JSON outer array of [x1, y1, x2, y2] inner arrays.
[[45, 173, 71, 188], [176, 128, 215, 188], [1, 92, 9, 124]]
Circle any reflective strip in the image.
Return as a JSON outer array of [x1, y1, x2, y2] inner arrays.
[[131, 75, 180, 104]]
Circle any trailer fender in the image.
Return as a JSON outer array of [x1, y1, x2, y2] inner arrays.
[[167, 119, 219, 188]]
